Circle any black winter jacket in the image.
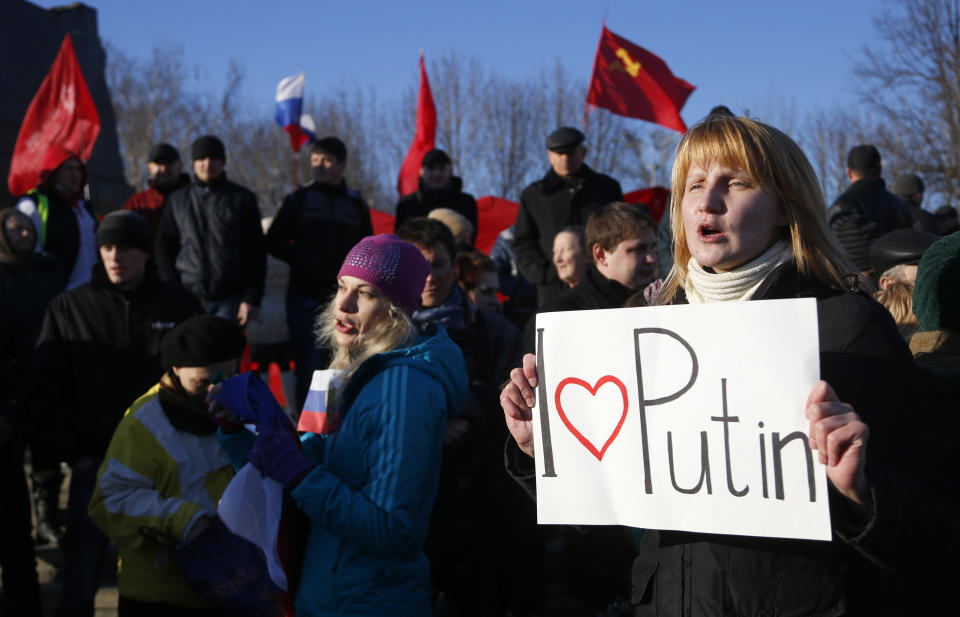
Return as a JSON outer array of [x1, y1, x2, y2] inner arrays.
[[266, 180, 371, 302], [394, 177, 479, 243], [29, 262, 202, 460], [0, 254, 61, 429], [512, 166, 622, 301], [155, 174, 266, 305], [523, 266, 635, 353], [827, 177, 910, 271], [508, 263, 957, 616]]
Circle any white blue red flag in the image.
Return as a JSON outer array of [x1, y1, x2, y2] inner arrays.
[[299, 113, 317, 145], [275, 72, 308, 152], [297, 369, 343, 434]]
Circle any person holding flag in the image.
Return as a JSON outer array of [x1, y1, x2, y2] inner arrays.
[[9, 33, 101, 295], [211, 234, 468, 617], [15, 147, 97, 293]]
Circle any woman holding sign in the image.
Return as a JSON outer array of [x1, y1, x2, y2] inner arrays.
[[214, 234, 468, 617], [502, 115, 947, 616]]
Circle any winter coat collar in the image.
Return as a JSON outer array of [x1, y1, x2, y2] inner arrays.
[[307, 178, 351, 197], [192, 172, 228, 192], [415, 176, 465, 202], [570, 266, 636, 309], [540, 165, 598, 195], [340, 326, 469, 421]]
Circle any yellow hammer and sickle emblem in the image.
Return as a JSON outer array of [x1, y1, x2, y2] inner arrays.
[[615, 48, 641, 78]]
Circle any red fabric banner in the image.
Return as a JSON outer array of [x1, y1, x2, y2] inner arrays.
[[586, 26, 694, 134], [397, 54, 436, 196], [624, 186, 670, 223], [7, 34, 101, 196]]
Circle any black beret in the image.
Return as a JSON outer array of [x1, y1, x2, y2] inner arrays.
[[161, 315, 247, 369], [97, 210, 152, 253], [869, 228, 939, 277], [846, 144, 881, 175], [914, 231, 960, 332], [891, 173, 924, 197], [546, 127, 586, 152], [421, 149, 451, 168], [191, 135, 226, 161], [148, 143, 180, 164], [310, 136, 347, 162]]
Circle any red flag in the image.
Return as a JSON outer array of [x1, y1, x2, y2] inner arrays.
[[7, 34, 101, 196], [586, 26, 694, 133], [397, 53, 436, 196]]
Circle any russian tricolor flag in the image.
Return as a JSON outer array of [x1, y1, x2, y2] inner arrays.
[[275, 72, 313, 153], [297, 369, 342, 434], [300, 113, 318, 144]]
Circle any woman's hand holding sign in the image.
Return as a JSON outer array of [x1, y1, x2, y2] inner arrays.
[[805, 381, 870, 506], [500, 353, 539, 458]]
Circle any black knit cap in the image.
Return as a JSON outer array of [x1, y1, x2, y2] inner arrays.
[[148, 143, 180, 164], [846, 144, 881, 176], [97, 210, 152, 253], [161, 315, 247, 369], [421, 149, 451, 169], [191, 135, 226, 161], [310, 136, 347, 162]]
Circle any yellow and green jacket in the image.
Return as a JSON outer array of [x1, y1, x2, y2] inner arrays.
[[88, 383, 234, 606]]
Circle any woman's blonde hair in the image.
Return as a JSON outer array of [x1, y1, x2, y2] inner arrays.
[[658, 115, 857, 304], [875, 280, 919, 339], [315, 290, 417, 389]]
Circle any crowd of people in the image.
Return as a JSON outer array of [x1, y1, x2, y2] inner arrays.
[[0, 107, 957, 617]]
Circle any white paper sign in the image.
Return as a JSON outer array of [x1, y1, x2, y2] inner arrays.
[[532, 299, 830, 541]]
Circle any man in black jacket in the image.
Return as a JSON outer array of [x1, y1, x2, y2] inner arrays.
[[394, 149, 479, 242], [31, 211, 202, 617], [266, 137, 373, 408], [827, 144, 911, 274], [512, 127, 623, 307], [154, 135, 266, 326]]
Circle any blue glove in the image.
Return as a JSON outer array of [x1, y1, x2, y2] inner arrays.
[[248, 425, 316, 491]]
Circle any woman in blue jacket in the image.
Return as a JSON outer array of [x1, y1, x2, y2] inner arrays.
[[216, 234, 468, 617]]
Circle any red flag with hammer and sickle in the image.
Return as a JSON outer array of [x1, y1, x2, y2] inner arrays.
[[586, 26, 694, 133], [7, 33, 101, 196]]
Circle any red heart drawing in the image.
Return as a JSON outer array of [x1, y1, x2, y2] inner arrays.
[[554, 375, 629, 461]]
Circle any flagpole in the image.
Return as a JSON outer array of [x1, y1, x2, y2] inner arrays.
[[291, 157, 299, 191]]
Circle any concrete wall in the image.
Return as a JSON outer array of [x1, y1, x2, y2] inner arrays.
[[0, 0, 130, 212]]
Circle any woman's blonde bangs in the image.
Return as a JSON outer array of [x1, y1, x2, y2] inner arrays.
[[659, 115, 858, 304]]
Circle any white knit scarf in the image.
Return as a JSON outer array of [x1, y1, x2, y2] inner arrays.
[[683, 239, 794, 304]]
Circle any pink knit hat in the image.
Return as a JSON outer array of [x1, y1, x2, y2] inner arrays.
[[337, 234, 430, 315]]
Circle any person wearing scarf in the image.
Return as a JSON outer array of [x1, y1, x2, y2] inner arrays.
[[88, 315, 247, 617], [501, 115, 953, 616]]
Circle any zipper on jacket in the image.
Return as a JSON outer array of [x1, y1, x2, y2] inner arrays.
[[681, 543, 689, 617]]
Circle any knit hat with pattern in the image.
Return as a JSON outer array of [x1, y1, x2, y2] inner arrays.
[[337, 234, 430, 316]]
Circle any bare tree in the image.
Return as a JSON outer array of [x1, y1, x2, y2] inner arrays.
[[472, 76, 539, 199], [856, 0, 960, 201], [429, 51, 485, 178]]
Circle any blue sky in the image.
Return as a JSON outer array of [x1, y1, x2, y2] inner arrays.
[[37, 0, 886, 127]]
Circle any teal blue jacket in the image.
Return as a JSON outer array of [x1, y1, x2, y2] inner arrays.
[[222, 328, 468, 616]]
